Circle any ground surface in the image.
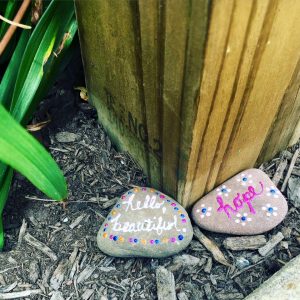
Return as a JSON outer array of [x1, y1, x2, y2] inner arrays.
[[0, 82, 300, 299]]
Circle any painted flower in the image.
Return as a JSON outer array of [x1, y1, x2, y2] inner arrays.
[[262, 203, 278, 217], [217, 185, 231, 197], [235, 213, 252, 226], [266, 186, 279, 198], [236, 173, 253, 186], [196, 204, 212, 218]]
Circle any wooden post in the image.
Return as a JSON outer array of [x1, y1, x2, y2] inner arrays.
[[75, 0, 300, 208]]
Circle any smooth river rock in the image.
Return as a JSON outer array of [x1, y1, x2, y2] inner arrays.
[[97, 187, 193, 258], [192, 169, 288, 235]]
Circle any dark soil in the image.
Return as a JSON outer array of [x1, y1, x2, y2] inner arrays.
[[0, 60, 299, 299]]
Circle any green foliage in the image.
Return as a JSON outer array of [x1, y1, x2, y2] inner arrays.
[[0, 0, 78, 249]]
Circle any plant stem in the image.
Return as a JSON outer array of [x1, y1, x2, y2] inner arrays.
[[0, 0, 31, 56]]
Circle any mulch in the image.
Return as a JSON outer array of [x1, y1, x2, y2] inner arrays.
[[0, 86, 299, 299]]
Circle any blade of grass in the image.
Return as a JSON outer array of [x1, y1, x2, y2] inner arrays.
[[10, 0, 75, 124], [0, 168, 13, 250], [0, 0, 20, 39], [0, 104, 67, 200], [23, 16, 78, 124], [0, 18, 31, 109]]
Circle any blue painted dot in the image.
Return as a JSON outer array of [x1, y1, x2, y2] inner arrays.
[[103, 228, 107, 232], [221, 188, 227, 193], [128, 191, 132, 194], [167, 199, 171, 202], [242, 177, 247, 182], [108, 217, 112, 221], [113, 236, 118, 241], [174, 207, 179, 211], [201, 208, 207, 213], [134, 238, 138, 243], [155, 239, 160, 244], [268, 207, 274, 212], [116, 204, 121, 208], [241, 216, 246, 221], [178, 235, 184, 240], [180, 214, 185, 218], [270, 189, 276, 194]]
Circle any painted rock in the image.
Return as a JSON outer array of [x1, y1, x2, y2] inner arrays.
[[192, 169, 288, 235], [97, 187, 193, 258]]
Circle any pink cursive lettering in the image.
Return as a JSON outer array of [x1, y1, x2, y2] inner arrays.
[[217, 182, 264, 218]]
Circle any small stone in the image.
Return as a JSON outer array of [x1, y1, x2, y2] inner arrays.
[[55, 131, 77, 143], [192, 169, 288, 235], [235, 257, 250, 270], [97, 187, 193, 258]]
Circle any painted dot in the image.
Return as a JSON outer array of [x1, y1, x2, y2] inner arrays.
[[201, 208, 207, 213], [155, 239, 160, 244], [116, 204, 121, 208], [129, 238, 133, 243], [104, 223, 108, 227], [167, 199, 171, 202], [182, 219, 187, 223], [170, 237, 176, 243], [155, 192, 160, 195], [108, 217, 112, 221], [113, 236, 118, 241], [174, 207, 179, 211], [178, 235, 184, 241], [268, 207, 274, 212], [111, 210, 116, 215], [180, 214, 185, 218], [128, 191, 132, 194], [141, 239, 146, 245], [150, 240, 154, 244], [134, 188, 139, 192], [241, 216, 246, 221], [103, 228, 107, 232], [142, 187, 147, 191], [242, 177, 247, 182], [103, 233, 108, 238], [109, 235, 114, 239], [171, 203, 176, 207], [221, 188, 227, 193], [119, 236, 124, 242], [160, 195, 165, 199], [121, 195, 126, 199], [150, 188, 155, 193], [163, 238, 168, 243], [270, 189, 276, 194], [134, 238, 138, 243]]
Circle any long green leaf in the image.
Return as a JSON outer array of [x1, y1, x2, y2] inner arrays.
[[0, 168, 13, 250], [0, 104, 67, 200], [10, 0, 75, 124], [22, 16, 78, 124], [0, 0, 20, 39], [0, 20, 31, 109]]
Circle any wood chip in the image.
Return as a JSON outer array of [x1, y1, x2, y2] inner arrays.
[[69, 214, 86, 229], [281, 148, 300, 192], [258, 232, 284, 256], [81, 289, 95, 300], [0, 289, 41, 299], [50, 291, 65, 300], [193, 227, 231, 267], [17, 219, 27, 248], [0, 282, 17, 293], [272, 158, 288, 186], [24, 233, 58, 261], [204, 257, 213, 273], [50, 260, 69, 290], [203, 283, 213, 300], [223, 235, 267, 250], [156, 266, 176, 300], [77, 266, 96, 284]]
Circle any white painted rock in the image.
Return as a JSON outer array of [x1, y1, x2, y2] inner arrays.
[[192, 169, 288, 235], [97, 187, 193, 257]]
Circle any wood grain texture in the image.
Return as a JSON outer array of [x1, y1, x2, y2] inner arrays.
[[76, 0, 300, 207]]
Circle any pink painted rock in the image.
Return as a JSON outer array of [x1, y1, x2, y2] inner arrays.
[[192, 169, 288, 235]]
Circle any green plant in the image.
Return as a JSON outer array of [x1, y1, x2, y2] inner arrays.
[[0, 0, 78, 249]]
